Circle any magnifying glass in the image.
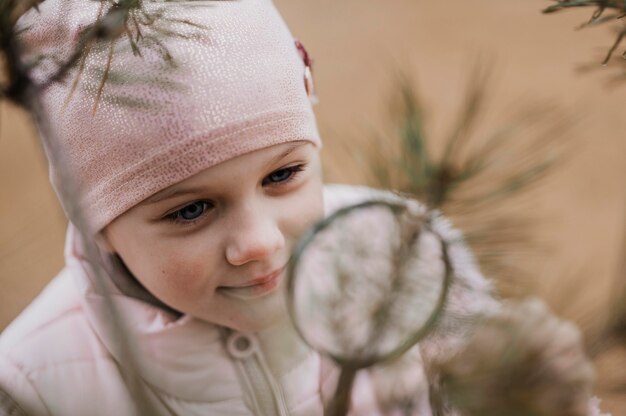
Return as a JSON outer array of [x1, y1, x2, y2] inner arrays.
[[286, 199, 453, 415]]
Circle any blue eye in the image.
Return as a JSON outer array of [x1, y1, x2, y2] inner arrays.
[[169, 201, 211, 223], [268, 169, 292, 182], [264, 165, 304, 186]]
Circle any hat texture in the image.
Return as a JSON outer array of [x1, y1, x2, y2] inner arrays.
[[18, 0, 321, 233]]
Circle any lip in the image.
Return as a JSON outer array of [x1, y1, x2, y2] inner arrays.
[[218, 267, 286, 300]]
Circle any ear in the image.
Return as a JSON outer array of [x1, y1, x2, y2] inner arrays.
[[94, 230, 116, 254]]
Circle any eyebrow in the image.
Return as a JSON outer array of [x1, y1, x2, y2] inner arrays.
[[266, 142, 306, 168], [141, 142, 309, 206], [141, 185, 205, 206]]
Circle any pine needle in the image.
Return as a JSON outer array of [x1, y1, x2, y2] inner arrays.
[[361, 66, 571, 293], [543, 0, 626, 66]]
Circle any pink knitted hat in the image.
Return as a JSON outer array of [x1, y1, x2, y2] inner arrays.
[[19, 0, 321, 233]]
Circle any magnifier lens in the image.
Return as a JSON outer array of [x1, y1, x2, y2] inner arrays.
[[289, 200, 448, 364]]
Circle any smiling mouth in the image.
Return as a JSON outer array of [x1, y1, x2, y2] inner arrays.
[[218, 267, 286, 300]]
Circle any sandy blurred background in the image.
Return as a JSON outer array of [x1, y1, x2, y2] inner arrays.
[[1, 0, 625, 411]]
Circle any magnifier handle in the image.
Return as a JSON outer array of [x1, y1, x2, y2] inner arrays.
[[326, 366, 358, 416]]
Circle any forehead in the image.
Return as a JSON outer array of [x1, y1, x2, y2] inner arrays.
[[141, 142, 315, 205]]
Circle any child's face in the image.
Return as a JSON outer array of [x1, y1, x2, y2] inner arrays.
[[103, 142, 324, 332]]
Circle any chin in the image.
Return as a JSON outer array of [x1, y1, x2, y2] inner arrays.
[[229, 292, 290, 334]]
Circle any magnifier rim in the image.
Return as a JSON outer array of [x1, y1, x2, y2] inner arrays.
[[286, 199, 453, 368]]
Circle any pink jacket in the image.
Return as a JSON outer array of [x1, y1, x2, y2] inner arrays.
[[0, 185, 497, 415]]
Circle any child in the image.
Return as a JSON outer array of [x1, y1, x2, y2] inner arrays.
[[0, 0, 496, 414]]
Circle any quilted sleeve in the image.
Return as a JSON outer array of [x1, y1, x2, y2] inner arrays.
[[0, 354, 51, 416], [0, 388, 28, 416]]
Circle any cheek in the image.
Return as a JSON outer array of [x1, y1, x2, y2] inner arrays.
[[126, 237, 221, 303], [284, 181, 324, 239], [157, 254, 204, 291]]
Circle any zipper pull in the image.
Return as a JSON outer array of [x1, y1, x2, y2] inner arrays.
[[226, 332, 258, 359], [224, 331, 290, 416]]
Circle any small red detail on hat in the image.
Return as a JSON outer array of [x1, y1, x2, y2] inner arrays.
[[295, 39, 316, 101], [295, 39, 312, 68]]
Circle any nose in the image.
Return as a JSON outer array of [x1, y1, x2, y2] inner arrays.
[[225, 206, 286, 266]]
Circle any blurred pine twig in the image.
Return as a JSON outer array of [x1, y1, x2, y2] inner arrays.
[[362, 65, 571, 295], [0, 1, 212, 413]]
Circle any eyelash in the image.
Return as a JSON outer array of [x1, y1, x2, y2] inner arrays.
[[164, 164, 306, 226], [262, 164, 305, 187]]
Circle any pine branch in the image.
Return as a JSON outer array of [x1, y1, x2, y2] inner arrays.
[[543, 0, 626, 65], [1, 0, 207, 111]]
